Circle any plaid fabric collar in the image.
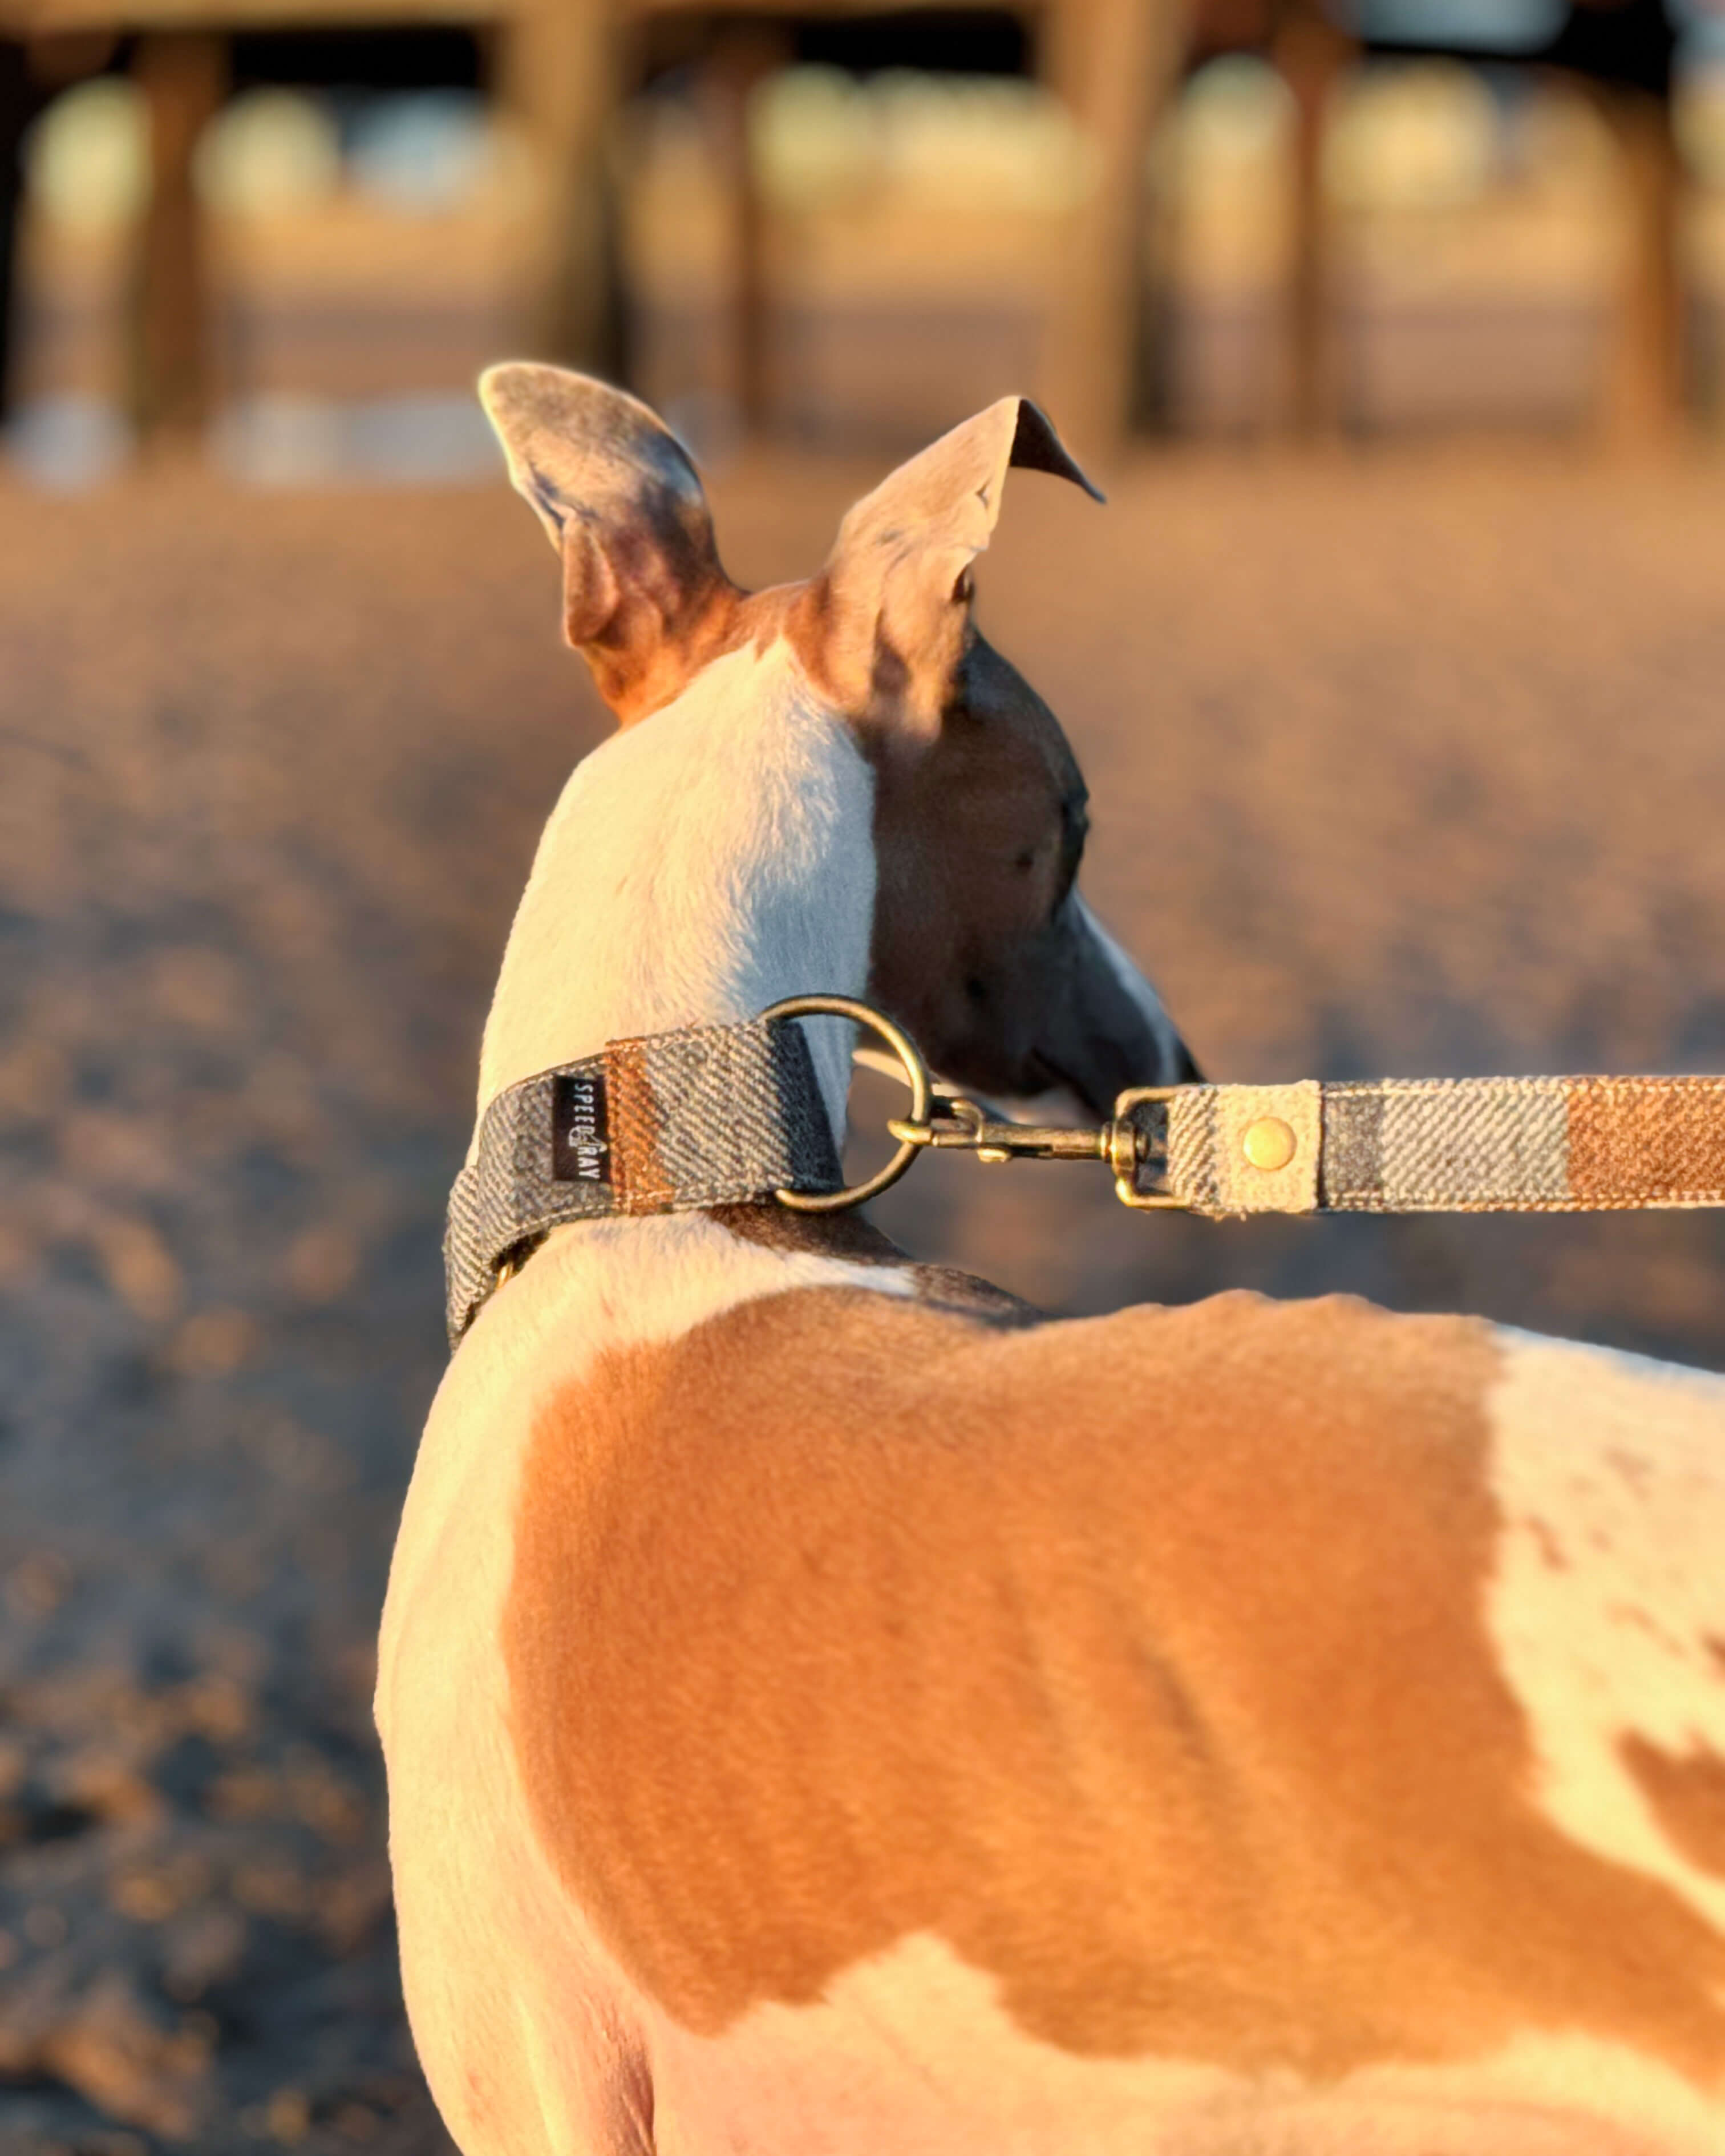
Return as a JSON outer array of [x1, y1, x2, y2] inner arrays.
[[444, 1014, 841, 1347]]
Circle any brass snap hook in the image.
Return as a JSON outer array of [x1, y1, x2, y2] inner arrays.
[[760, 997, 1196, 1213], [1107, 1087, 1193, 1210], [888, 1081, 1193, 1210], [761, 995, 934, 1213]]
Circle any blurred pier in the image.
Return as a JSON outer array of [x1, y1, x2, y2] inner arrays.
[[1, 3, 1723, 469]]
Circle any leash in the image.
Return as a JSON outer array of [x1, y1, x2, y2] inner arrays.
[[446, 994, 1725, 1346]]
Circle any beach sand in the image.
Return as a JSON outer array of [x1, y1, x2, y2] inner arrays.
[[5, 439, 1725, 2151]]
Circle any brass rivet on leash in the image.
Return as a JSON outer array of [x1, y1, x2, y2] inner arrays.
[[1242, 1117, 1298, 1173]]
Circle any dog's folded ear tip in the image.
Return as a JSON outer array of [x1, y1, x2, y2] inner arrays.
[[1009, 398, 1106, 504]]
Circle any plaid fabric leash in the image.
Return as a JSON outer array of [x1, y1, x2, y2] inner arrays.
[[1164, 1075, 1725, 1219]]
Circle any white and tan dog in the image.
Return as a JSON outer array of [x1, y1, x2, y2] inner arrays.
[[376, 366, 1725, 2156]]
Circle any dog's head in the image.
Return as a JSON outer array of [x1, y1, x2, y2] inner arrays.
[[480, 364, 1198, 1113]]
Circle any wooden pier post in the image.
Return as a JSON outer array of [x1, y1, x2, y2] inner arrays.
[[1600, 84, 1683, 447], [502, 0, 620, 370], [702, 23, 787, 436], [128, 29, 225, 442], [1040, 0, 1189, 458], [0, 36, 30, 427], [1272, 0, 1353, 438]]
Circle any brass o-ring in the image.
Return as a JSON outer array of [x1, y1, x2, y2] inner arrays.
[[759, 995, 933, 1213]]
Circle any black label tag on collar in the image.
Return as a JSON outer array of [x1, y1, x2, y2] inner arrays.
[[551, 1070, 610, 1185]]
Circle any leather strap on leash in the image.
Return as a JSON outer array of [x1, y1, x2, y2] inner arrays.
[[446, 994, 1725, 1348]]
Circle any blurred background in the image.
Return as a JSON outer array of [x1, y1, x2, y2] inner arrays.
[[6, 1, 1725, 2151]]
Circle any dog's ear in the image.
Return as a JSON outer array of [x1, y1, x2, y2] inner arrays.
[[812, 398, 1102, 742], [480, 363, 735, 724]]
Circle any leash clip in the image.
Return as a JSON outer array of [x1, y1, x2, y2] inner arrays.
[[759, 995, 1197, 1214], [1105, 1087, 1194, 1210], [888, 1083, 1193, 1210]]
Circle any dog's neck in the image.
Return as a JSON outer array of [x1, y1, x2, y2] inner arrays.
[[474, 640, 877, 1166]]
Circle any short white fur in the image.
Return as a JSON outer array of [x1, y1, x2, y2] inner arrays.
[[378, 1214, 916, 2156], [475, 638, 877, 1159], [383, 626, 913, 2154], [639, 1931, 1725, 2155], [1486, 1331, 1725, 1935]]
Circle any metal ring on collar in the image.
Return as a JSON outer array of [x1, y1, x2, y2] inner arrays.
[[759, 994, 933, 1213]]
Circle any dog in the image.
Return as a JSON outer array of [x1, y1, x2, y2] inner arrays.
[[376, 364, 1725, 2155]]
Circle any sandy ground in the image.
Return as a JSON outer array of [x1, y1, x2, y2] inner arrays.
[[5, 437, 1725, 2152]]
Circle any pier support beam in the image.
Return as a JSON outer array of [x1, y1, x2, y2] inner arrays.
[[1041, 0, 1189, 458], [128, 30, 225, 442]]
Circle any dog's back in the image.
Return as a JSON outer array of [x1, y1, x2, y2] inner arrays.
[[380, 1219, 1725, 2154]]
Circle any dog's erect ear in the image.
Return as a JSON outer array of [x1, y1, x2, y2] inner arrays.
[[480, 363, 734, 725], [815, 398, 1102, 741]]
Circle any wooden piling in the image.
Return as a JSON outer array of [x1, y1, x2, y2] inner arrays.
[[0, 37, 29, 425], [1598, 84, 1684, 448], [1040, 0, 1189, 459], [501, 0, 620, 370], [1271, 0, 1353, 439], [128, 29, 225, 443], [702, 24, 787, 436]]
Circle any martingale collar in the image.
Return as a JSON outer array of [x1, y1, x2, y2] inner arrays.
[[444, 1012, 841, 1346]]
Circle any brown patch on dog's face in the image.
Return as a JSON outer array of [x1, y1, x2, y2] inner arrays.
[[789, 597, 1188, 1107], [772, 424, 1192, 1104], [862, 630, 1118, 1105], [505, 1291, 1725, 2084]]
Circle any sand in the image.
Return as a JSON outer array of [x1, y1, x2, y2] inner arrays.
[[5, 437, 1725, 2152]]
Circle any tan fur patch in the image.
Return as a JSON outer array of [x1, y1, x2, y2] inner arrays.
[[1623, 1736, 1725, 1883], [504, 1291, 1725, 2084]]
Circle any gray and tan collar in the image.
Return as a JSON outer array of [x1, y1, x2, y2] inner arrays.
[[445, 1014, 840, 1346]]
